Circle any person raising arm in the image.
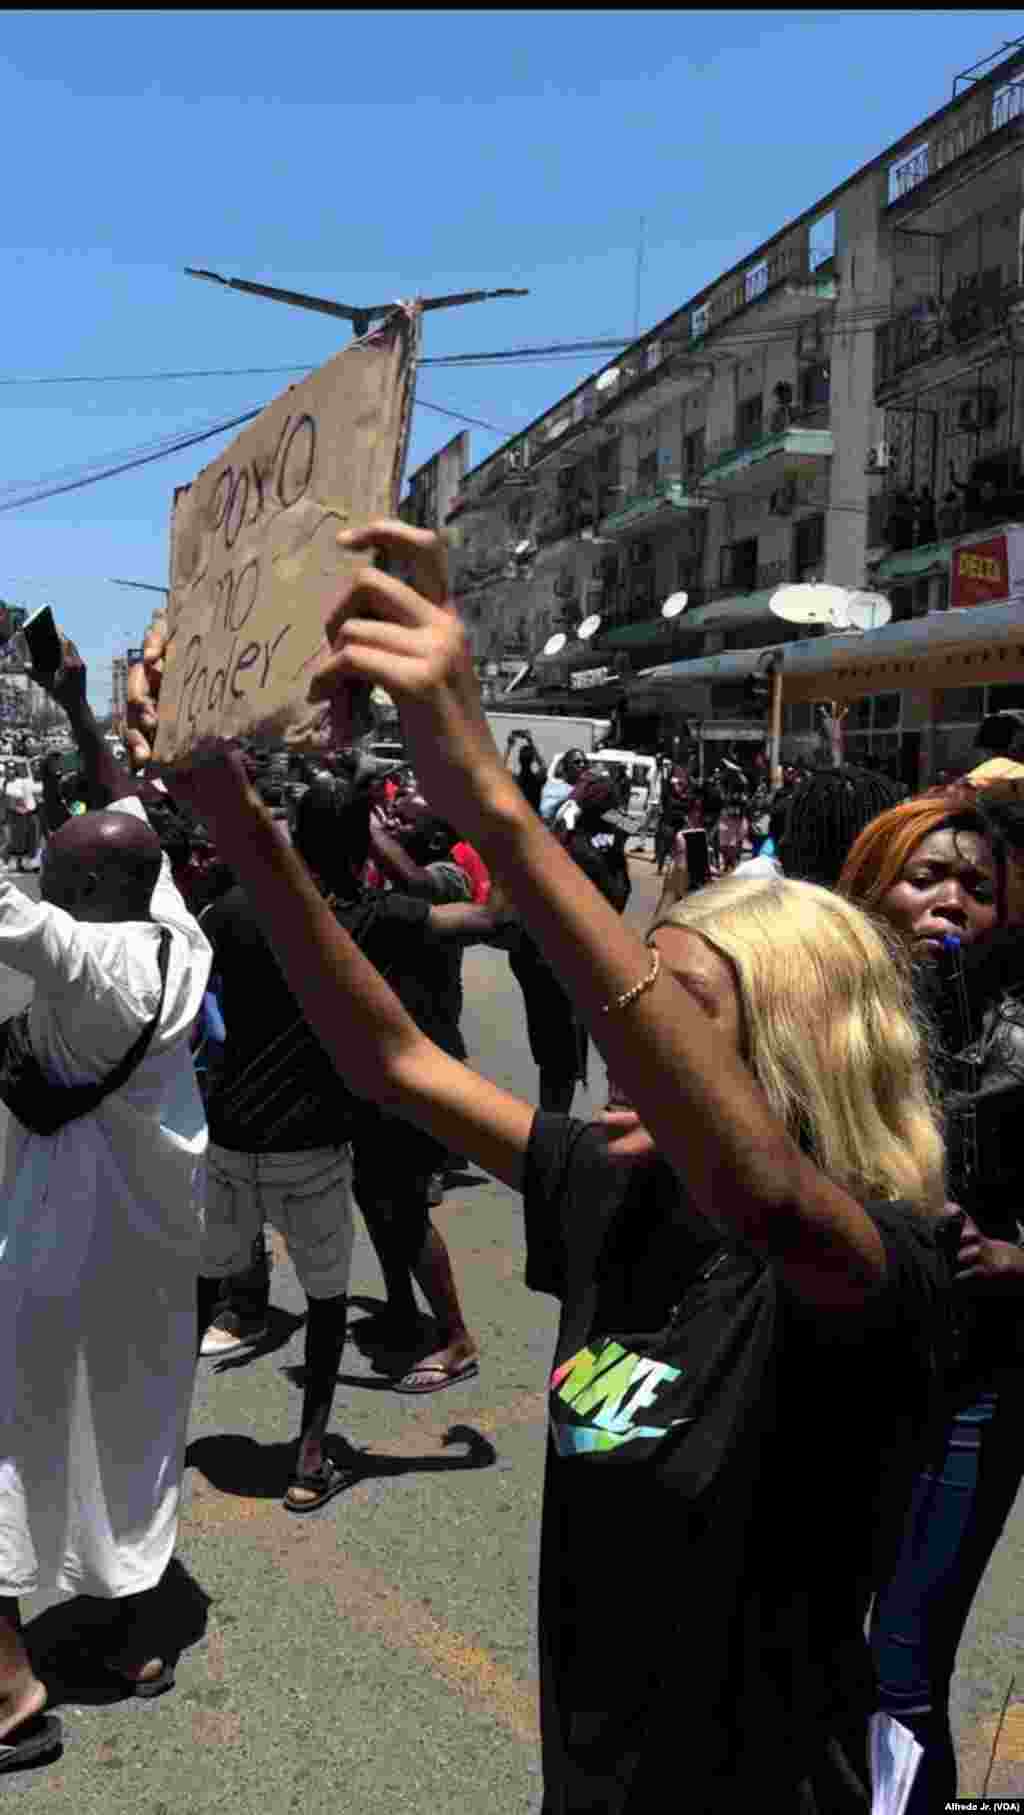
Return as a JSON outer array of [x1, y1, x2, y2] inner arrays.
[[129, 521, 922, 1313]]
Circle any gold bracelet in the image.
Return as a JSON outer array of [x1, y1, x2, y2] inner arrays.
[[601, 945, 661, 1015]]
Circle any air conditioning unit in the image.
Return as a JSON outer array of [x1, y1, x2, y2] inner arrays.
[[866, 441, 892, 472], [770, 482, 797, 517]]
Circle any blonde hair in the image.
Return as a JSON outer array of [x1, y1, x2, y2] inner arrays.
[[650, 876, 945, 1213]]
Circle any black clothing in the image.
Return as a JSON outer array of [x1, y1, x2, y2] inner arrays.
[[202, 886, 355, 1153], [929, 932, 1024, 1382], [523, 1111, 942, 1814], [509, 934, 588, 1094], [563, 823, 631, 915]]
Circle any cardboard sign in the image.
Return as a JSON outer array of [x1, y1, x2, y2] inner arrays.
[[153, 307, 420, 764]]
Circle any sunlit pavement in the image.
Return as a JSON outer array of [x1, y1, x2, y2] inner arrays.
[[1, 861, 1021, 1810]]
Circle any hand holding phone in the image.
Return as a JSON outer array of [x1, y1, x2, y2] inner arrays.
[[13, 605, 64, 678]]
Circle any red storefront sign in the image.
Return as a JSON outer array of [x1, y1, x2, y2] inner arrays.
[[950, 533, 1009, 609]]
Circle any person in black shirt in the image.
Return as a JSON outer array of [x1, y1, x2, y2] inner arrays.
[[197, 875, 361, 1514], [509, 774, 631, 1117], [292, 779, 510, 1391], [133, 521, 951, 1810]]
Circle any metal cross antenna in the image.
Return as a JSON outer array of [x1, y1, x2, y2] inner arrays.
[[183, 268, 529, 338]]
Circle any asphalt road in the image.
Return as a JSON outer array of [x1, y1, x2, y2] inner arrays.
[[2, 859, 1023, 1810]]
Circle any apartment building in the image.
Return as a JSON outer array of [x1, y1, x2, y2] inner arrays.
[[444, 37, 1024, 780]]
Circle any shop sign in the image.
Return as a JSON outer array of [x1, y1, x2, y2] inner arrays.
[[950, 527, 1024, 610]]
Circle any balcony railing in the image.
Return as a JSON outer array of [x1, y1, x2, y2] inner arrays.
[[703, 242, 826, 334], [895, 79, 1024, 206], [876, 277, 1024, 388], [700, 407, 831, 477]]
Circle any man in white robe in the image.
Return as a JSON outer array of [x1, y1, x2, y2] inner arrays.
[[0, 649, 210, 1771]]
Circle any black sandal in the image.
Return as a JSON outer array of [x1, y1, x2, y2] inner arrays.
[[283, 1455, 356, 1515], [0, 1712, 63, 1774]]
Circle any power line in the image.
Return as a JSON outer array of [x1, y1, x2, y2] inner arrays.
[[0, 402, 267, 516], [0, 391, 512, 516], [0, 306, 915, 396]]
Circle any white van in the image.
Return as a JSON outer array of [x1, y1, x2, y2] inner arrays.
[[549, 748, 661, 821]]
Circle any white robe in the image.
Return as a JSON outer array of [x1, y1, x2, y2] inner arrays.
[[0, 797, 211, 1599]]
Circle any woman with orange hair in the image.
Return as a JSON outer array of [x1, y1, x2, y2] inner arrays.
[[841, 793, 1024, 1813], [838, 795, 1001, 958]]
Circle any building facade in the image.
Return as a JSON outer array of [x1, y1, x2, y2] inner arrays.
[[443, 39, 1024, 779]]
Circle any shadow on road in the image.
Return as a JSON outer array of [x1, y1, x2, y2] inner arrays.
[[24, 1556, 211, 1711], [187, 1425, 497, 1499]]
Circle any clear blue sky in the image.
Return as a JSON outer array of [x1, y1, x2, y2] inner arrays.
[[0, 8, 1016, 706]]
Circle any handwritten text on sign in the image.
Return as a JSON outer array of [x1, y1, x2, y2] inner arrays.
[[154, 309, 419, 764]]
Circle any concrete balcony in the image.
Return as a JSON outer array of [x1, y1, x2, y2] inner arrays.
[[598, 476, 709, 538], [875, 278, 1024, 394], [700, 414, 833, 490]]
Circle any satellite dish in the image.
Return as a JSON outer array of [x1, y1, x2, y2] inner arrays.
[[769, 582, 850, 626], [845, 591, 892, 631], [662, 592, 689, 619], [578, 613, 602, 641], [543, 632, 568, 657], [595, 367, 620, 391], [514, 539, 533, 557]]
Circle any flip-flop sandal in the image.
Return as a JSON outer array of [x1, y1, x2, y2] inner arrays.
[[0, 1712, 63, 1773], [102, 1659, 176, 1699], [283, 1455, 357, 1516], [394, 1358, 480, 1396]]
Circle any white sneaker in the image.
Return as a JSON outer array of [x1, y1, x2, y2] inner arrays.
[[200, 1310, 268, 1357]]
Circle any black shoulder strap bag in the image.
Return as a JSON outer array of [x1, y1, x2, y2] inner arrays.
[[0, 926, 171, 1136]]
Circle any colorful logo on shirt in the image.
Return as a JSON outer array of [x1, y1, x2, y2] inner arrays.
[[550, 1338, 689, 1457]]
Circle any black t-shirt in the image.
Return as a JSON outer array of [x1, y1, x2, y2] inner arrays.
[[334, 892, 466, 1062], [523, 1112, 942, 1814], [202, 885, 469, 1153], [563, 824, 631, 915], [202, 885, 354, 1152]]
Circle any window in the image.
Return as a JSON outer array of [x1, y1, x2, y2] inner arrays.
[[809, 210, 836, 272], [691, 303, 709, 339], [934, 687, 985, 722], [799, 361, 830, 413], [888, 142, 929, 204], [792, 513, 825, 580], [720, 537, 758, 591], [744, 260, 769, 303], [993, 81, 1024, 132], [736, 393, 763, 447], [683, 426, 705, 478], [637, 450, 659, 491]]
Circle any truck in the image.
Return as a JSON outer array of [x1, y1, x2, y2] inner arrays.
[[485, 711, 611, 772]]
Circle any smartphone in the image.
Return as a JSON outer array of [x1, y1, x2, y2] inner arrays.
[[12, 605, 63, 677]]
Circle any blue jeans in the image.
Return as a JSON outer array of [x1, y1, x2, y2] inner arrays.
[[869, 1383, 1024, 1812]]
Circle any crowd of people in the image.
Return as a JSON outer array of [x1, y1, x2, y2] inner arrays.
[[0, 521, 1021, 1813]]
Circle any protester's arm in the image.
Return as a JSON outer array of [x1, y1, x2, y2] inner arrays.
[[367, 822, 436, 893], [427, 901, 518, 945], [169, 757, 533, 1189], [31, 636, 138, 807], [305, 521, 891, 1311]]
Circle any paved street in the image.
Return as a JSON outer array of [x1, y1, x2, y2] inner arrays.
[[2, 857, 1023, 1811]]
